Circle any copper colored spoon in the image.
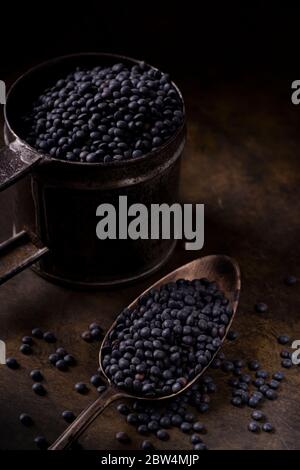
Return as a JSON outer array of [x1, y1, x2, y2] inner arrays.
[[50, 254, 241, 450]]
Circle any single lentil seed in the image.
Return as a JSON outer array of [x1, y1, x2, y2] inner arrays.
[[19, 413, 33, 426], [32, 383, 47, 396], [30, 369, 43, 382], [115, 431, 131, 444]]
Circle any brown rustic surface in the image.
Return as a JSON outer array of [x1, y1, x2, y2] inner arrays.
[[0, 74, 300, 450]]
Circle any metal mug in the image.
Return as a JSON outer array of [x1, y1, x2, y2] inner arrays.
[[0, 53, 186, 287]]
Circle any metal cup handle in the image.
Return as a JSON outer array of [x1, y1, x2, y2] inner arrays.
[[0, 141, 41, 192], [0, 142, 48, 285]]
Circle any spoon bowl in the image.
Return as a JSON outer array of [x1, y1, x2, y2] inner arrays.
[[50, 254, 241, 450]]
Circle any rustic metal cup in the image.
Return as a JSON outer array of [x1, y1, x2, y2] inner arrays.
[[0, 53, 186, 287]]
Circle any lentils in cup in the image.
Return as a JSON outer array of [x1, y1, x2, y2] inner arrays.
[[22, 62, 184, 163], [103, 278, 233, 397]]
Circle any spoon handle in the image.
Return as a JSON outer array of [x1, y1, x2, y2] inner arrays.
[[49, 386, 124, 450]]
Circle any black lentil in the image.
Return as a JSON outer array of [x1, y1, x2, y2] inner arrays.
[[180, 422, 192, 433], [156, 429, 169, 440], [280, 350, 291, 359], [81, 330, 92, 342], [268, 379, 280, 390], [256, 370, 269, 379], [6, 357, 19, 369], [193, 422, 206, 433], [207, 382, 217, 393], [211, 358, 222, 369], [184, 412, 196, 423], [227, 330, 238, 341], [117, 403, 130, 415], [74, 382, 89, 394], [259, 385, 270, 395], [198, 403, 209, 413], [32, 383, 47, 396], [238, 382, 249, 391], [281, 358, 292, 368], [262, 422, 274, 433], [248, 421, 260, 433], [231, 396, 243, 407], [90, 374, 102, 387], [141, 440, 155, 450], [171, 414, 183, 426], [31, 328, 43, 339], [64, 354, 76, 366], [248, 396, 260, 408], [248, 360, 260, 371], [55, 359, 68, 371], [191, 434, 202, 444], [89, 322, 103, 331], [233, 359, 245, 368], [19, 413, 33, 426], [148, 420, 159, 432], [265, 389, 278, 400], [221, 361, 235, 373], [90, 328, 102, 340], [251, 410, 264, 421], [254, 302, 268, 313], [252, 391, 264, 401], [56, 347, 67, 357], [49, 353, 59, 365], [273, 371, 284, 381], [277, 335, 290, 345], [284, 275, 297, 286], [194, 442, 207, 450], [20, 344, 32, 355], [160, 416, 171, 428], [22, 336, 33, 345], [97, 385, 107, 393], [43, 331, 57, 343], [137, 424, 148, 435], [115, 431, 131, 444], [34, 436, 49, 450], [253, 378, 265, 388], [241, 374, 252, 384], [62, 410, 76, 423], [127, 413, 139, 425], [30, 369, 43, 382]]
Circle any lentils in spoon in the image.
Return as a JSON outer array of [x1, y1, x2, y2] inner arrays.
[[103, 278, 233, 397]]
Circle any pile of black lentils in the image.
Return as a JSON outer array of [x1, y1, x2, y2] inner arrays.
[[103, 278, 232, 397], [22, 62, 184, 163]]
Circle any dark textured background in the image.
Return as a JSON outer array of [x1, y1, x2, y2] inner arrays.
[[1, 3, 300, 78], [0, 3, 300, 450]]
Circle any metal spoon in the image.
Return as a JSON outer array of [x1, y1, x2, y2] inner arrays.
[[50, 254, 241, 450]]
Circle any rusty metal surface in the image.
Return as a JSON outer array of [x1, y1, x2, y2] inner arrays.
[[0, 76, 299, 450], [0, 230, 49, 285]]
